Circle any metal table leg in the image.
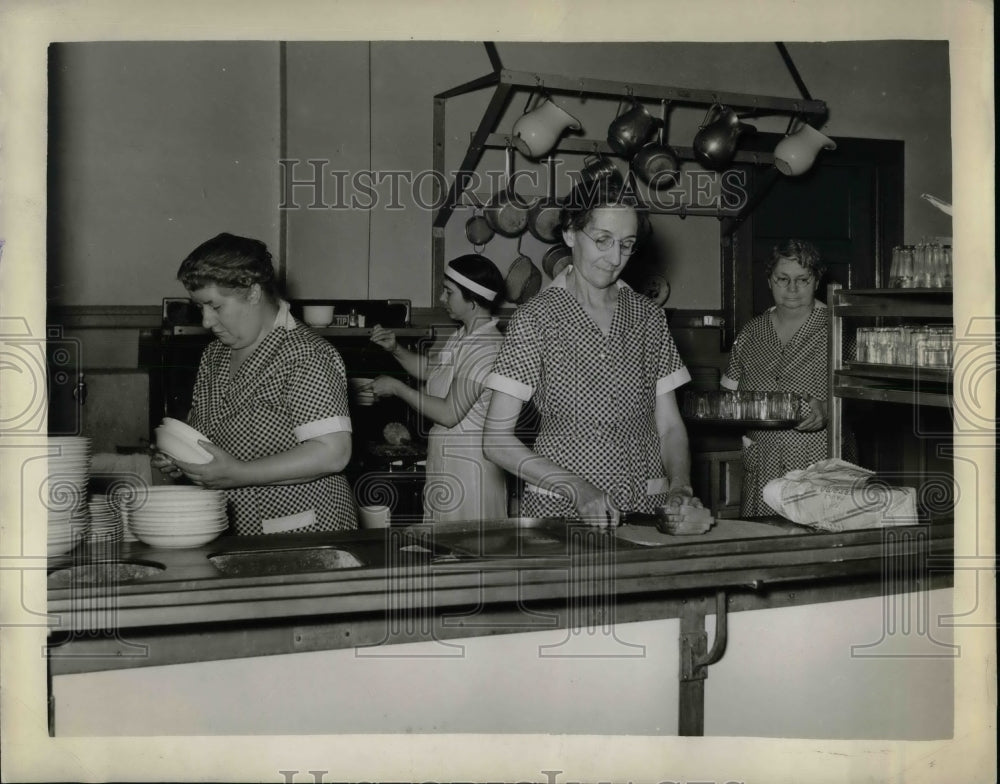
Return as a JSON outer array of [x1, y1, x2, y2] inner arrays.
[[678, 590, 729, 736]]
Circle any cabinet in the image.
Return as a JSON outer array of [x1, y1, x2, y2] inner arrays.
[[828, 284, 954, 517]]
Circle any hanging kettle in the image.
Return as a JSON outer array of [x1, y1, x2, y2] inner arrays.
[[692, 104, 754, 171], [773, 123, 837, 176], [607, 99, 662, 159], [512, 96, 582, 160]]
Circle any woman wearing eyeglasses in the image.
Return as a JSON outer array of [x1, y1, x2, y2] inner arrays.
[[483, 177, 702, 526], [721, 239, 829, 516]]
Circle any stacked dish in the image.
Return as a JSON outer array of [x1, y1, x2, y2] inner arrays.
[[125, 486, 229, 548], [47, 436, 92, 556], [154, 418, 213, 464], [84, 493, 123, 546]]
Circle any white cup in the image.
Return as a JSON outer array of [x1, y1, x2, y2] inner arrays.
[[358, 504, 391, 529]]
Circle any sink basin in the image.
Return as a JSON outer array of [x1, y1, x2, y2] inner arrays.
[[47, 560, 166, 589], [208, 547, 364, 578]]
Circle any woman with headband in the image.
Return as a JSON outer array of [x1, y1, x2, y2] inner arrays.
[[369, 255, 508, 523]]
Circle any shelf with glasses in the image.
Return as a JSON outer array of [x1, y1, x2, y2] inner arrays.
[[828, 283, 955, 457]]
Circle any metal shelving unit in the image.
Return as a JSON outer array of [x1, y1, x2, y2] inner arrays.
[[828, 283, 953, 459]]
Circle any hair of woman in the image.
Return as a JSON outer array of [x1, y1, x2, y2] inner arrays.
[[177, 232, 282, 302], [446, 254, 505, 313]]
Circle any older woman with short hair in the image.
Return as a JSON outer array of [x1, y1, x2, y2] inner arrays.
[[722, 238, 830, 516], [154, 232, 357, 533], [483, 178, 701, 526]]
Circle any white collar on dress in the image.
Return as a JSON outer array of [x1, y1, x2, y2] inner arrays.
[[457, 318, 499, 339], [273, 300, 295, 331]]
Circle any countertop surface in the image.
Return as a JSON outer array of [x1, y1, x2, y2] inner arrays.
[[47, 516, 953, 636]]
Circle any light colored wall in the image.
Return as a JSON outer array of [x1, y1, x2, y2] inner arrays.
[[53, 588, 953, 738], [47, 42, 281, 307]]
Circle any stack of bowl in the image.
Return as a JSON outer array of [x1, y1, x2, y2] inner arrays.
[[84, 493, 123, 546], [125, 486, 229, 548], [47, 436, 92, 556], [154, 418, 213, 464]]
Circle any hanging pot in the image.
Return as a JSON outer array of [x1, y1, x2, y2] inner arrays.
[[485, 147, 531, 238], [465, 208, 495, 246], [631, 101, 680, 190], [580, 153, 621, 186], [512, 96, 582, 160], [607, 99, 662, 159], [773, 123, 837, 176], [505, 243, 543, 304], [541, 244, 572, 279], [692, 104, 754, 171], [527, 157, 563, 244]]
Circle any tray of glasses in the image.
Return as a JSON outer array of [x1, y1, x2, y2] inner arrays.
[[683, 416, 801, 430]]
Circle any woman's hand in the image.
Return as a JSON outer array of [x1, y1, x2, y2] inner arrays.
[[795, 396, 828, 431], [371, 375, 403, 399], [369, 324, 397, 353], [572, 480, 621, 528], [151, 450, 183, 480], [662, 485, 704, 512], [171, 442, 247, 489]]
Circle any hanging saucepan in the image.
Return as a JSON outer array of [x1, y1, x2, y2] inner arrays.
[[631, 101, 680, 190], [485, 146, 531, 238], [541, 244, 572, 279], [527, 157, 563, 244], [580, 153, 621, 187], [465, 206, 495, 246], [505, 237, 543, 304], [607, 98, 662, 159]]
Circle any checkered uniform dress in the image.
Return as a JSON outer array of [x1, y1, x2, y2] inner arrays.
[[722, 302, 829, 516], [486, 270, 691, 518], [189, 315, 358, 534]]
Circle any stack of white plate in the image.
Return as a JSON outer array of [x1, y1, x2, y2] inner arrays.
[[125, 486, 229, 548], [154, 418, 214, 464], [85, 493, 123, 545], [47, 436, 92, 556]]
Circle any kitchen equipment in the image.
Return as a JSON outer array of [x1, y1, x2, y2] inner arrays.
[[526, 157, 563, 244], [46, 436, 92, 556], [541, 244, 572, 279], [631, 101, 680, 190], [302, 305, 335, 327], [505, 243, 543, 304], [640, 273, 671, 307], [484, 147, 531, 238], [773, 122, 837, 176], [580, 153, 620, 186], [692, 104, 753, 171], [125, 486, 228, 549], [465, 208, 495, 246], [607, 99, 661, 159], [511, 95, 582, 160], [358, 504, 391, 529]]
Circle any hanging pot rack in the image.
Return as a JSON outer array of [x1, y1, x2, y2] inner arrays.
[[430, 42, 829, 290]]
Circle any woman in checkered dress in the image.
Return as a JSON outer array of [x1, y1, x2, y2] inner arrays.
[[483, 178, 703, 526], [369, 255, 508, 523], [153, 233, 357, 534], [721, 239, 830, 516]]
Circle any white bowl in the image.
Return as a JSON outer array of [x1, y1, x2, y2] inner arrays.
[[155, 427, 213, 464], [302, 305, 335, 327], [159, 417, 210, 439], [132, 529, 224, 549]]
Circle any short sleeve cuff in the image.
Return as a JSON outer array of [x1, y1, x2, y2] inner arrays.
[[485, 372, 534, 402], [655, 366, 692, 397], [720, 375, 739, 390], [294, 416, 352, 442]]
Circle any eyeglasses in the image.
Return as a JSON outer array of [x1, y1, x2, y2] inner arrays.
[[579, 228, 638, 257], [771, 274, 815, 289]]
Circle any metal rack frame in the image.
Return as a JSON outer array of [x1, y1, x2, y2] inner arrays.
[[430, 43, 829, 291]]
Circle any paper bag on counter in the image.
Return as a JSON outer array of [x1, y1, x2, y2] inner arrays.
[[763, 458, 918, 532]]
